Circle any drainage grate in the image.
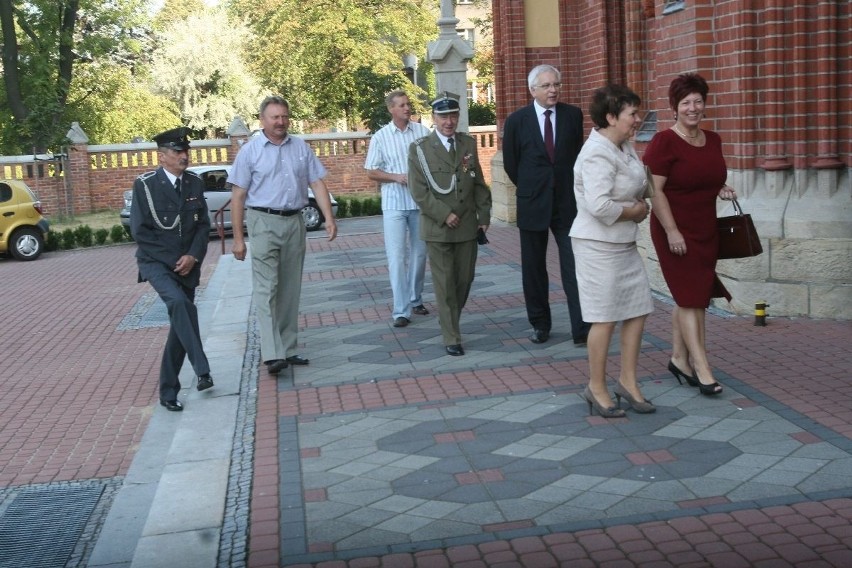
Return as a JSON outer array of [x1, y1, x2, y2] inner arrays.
[[0, 484, 104, 568]]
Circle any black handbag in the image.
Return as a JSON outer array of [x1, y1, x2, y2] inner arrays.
[[717, 199, 763, 259]]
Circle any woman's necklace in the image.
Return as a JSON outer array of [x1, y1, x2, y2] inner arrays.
[[673, 124, 700, 139]]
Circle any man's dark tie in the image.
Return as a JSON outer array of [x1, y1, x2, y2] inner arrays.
[[544, 109, 555, 163], [447, 137, 456, 162], [174, 177, 181, 195]]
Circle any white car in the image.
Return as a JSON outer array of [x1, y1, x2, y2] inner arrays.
[[120, 165, 338, 234]]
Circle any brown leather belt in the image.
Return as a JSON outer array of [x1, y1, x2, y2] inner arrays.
[[248, 206, 300, 216]]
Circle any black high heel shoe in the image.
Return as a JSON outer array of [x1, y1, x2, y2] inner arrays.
[[668, 360, 699, 387], [698, 380, 723, 396]]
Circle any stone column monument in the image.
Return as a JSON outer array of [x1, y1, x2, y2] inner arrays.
[[427, 0, 475, 131]]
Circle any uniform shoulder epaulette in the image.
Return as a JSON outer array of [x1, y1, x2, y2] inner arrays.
[[413, 136, 429, 146], [137, 171, 157, 181], [184, 170, 202, 180]]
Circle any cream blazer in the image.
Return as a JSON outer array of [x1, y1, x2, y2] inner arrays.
[[570, 128, 647, 244]]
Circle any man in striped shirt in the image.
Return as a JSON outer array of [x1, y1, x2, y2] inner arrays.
[[365, 91, 432, 328]]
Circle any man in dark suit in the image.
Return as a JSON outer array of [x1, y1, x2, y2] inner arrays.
[[408, 93, 492, 356], [503, 64, 591, 346], [130, 127, 214, 411]]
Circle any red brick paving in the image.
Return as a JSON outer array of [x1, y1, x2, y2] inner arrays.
[[0, 242, 223, 488]]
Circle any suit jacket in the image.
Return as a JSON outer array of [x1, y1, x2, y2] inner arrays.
[[130, 167, 210, 288], [407, 131, 492, 243], [571, 128, 646, 244], [503, 102, 584, 231]]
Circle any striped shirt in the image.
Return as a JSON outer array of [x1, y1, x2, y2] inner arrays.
[[364, 120, 431, 211]]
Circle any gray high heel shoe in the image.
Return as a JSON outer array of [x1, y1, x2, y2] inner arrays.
[[613, 383, 656, 414], [582, 386, 626, 418]]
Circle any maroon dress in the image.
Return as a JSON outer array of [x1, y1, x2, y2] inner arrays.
[[643, 129, 731, 308]]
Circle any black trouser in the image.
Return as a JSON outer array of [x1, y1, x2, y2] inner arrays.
[[520, 224, 590, 339]]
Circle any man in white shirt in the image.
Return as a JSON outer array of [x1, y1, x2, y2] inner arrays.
[[365, 91, 431, 328]]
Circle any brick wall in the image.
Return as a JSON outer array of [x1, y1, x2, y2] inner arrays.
[[493, 0, 850, 173]]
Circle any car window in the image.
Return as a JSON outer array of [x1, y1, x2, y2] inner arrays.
[[0, 183, 11, 203], [203, 170, 230, 193]]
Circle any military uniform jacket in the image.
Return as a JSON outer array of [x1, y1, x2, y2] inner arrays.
[[407, 131, 492, 243], [130, 167, 210, 288]]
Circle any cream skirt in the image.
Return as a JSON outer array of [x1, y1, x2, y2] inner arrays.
[[571, 238, 653, 323]]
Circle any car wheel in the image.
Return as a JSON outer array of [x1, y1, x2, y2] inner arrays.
[[301, 201, 324, 231], [10, 227, 44, 261]]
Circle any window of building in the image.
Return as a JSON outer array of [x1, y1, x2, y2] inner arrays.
[[457, 28, 475, 47], [635, 111, 657, 143], [663, 1, 685, 15]]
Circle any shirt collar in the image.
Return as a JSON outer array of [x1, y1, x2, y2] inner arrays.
[[533, 100, 555, 115]]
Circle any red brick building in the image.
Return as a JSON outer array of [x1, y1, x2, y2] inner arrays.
[[489, 0, 851, 319]]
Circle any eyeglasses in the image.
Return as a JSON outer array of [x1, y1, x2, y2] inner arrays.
[[534, 82, 562, 90]]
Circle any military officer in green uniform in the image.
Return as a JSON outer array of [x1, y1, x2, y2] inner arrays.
[[130, 127, 214, 411], [407, 93, 492, 356]]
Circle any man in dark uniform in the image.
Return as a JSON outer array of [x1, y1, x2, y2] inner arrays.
[[408, 93, 492, 356], [130, 127, 214, 411]]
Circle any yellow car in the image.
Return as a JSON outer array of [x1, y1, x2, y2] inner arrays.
[[0, 179, 50, 260]]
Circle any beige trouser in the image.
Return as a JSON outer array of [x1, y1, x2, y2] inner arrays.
[[246, 209, 306, 362]]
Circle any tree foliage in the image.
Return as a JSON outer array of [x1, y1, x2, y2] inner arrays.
[[0, 0, 150, 153], [64, 63, 181, 143], [231, 0, 440, 130], [148, 8, 264, 137]]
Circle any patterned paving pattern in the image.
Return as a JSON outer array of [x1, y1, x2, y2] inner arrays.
[[270, 239, 852, 565], [282, 380, 852, 561]]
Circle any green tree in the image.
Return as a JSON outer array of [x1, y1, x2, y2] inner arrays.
[[64, 63, 181, 143], [0, 0, 150, 153], [233, 0, 439, 130], [152, 0, 204, 31], [148, 8, 264, 136]]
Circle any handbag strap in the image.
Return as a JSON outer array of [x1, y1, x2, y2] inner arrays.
[[730, 198, 743, 216]]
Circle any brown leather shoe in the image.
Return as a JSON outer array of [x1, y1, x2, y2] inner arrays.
[[412, 305, 429, 316], [266, 359, 288, 374]]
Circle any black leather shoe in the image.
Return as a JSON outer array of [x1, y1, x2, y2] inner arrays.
[[393, 317, 410, 327], [573, 335, 588, 347], [445, 344, 465, 356], [286, 355, 310, 366], [160, 399, 183, 412], [412, 305, 429, 316], [197, 374, 214, 391], [529, 328, 550, 344], [266, 359, 288, 374]]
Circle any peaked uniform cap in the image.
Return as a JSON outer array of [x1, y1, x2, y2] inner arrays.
[[431, 92, 461, 114], [153, 127, 191, 150]]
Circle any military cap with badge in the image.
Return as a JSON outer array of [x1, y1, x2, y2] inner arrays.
[[430, 91, 461, 114], [153, 127, 192, 150]]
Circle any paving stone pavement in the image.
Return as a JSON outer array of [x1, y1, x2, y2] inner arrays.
[[1, 216, 851, 568]]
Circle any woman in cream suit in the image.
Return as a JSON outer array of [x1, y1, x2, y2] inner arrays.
[[570, 85, 654, 418]]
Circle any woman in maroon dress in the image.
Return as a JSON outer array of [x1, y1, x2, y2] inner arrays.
[[643, 73, 737, 396]]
